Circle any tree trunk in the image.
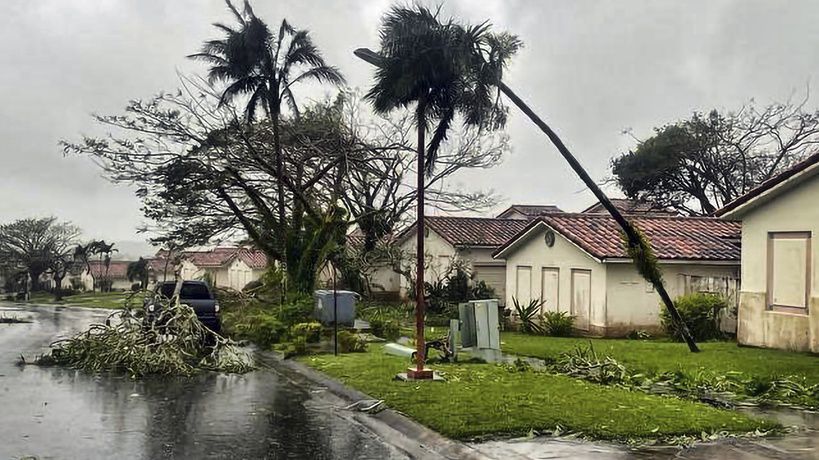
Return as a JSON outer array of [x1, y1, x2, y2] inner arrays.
[[28, 269, 42, 292], [413, 97, 429, 375], [498, 82, 699, 352], [54, 276, 63, 301]]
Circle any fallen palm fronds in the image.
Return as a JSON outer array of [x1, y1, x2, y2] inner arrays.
[[30, 298, 253, 377]]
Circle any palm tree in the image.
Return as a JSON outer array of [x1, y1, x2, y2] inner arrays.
[[362, 6, 510, 377], [127, 258, 150, 289], [357, 17, 699, 353], [189, 0, 345, 272]]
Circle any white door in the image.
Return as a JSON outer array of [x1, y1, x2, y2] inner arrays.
[[540, 268, 559, 313], [515, 266, 532, 305], [571, 269, 591, 331]]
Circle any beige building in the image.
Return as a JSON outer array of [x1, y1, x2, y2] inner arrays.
[[716, 152, 819, 351], [77, 260, 134, 291], [150, 247, 268, 291], [396, 216, 530, 305], [494, 213, 741, 336]]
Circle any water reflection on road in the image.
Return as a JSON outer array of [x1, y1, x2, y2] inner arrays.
[[0, 304, 403, 459]]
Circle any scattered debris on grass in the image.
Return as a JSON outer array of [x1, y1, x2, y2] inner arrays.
[[551, 343, 819, 410], [27, 299, 253, 377]]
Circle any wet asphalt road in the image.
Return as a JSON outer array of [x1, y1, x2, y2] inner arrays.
[[0, 304, 407, 460]]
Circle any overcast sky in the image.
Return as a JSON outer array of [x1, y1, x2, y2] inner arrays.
[[2, 0, 818, 253]]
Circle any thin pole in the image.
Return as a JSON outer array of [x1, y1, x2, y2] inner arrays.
[[333, 267, 338, 356], [414, 97, 427, 374]]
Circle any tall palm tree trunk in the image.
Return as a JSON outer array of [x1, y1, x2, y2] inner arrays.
[[412, 97, 430, 376], [271, 102, 288, 299], [498, 82, 699, 352]]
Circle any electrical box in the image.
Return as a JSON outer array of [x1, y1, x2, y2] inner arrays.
[[458, 299, 501, 361], [313, 290, 358, 326]]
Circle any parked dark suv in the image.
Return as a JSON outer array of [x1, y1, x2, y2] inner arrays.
[[145, 280, 221, 334]]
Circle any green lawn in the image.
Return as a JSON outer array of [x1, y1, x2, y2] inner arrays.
[[302, 346, 775, 441], [27, 291, 131, 309], [501, 333, 819, 384]]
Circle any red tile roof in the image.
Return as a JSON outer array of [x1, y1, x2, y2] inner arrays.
[[582, 198, 677, 215], [496, 204, 563, 218], [715, 151, 819, 217], [87, 260, 130, 279], [149, 247, 269, 271], [495, 213, 741, 261], [399, 216, 530, 248]]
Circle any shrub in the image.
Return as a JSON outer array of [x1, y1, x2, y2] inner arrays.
[[277, 294, 315, 327], [471, 280, 496, 300], [337, 330, 367, 353], [661, 293, 728, 341], [284, 336, 309, 357], [290, 321, 322, 343], [370, 318, 401, 341], [626, 330, 651, 340], [226, 311, 288, 348], [131, 283, 141, 292], [540, 311, 574, 337], [512, 297, 545, 334]]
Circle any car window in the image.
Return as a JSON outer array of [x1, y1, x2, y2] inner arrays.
[[180, 283, 211, 300]]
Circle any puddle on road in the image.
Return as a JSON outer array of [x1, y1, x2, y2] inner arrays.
[[1, 358, 401, 459]]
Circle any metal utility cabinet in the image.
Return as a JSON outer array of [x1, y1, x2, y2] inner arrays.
[[458, 299, 501, 362], [313, 290, 358, 326]]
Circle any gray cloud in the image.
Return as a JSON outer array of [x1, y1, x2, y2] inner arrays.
[[1, 0, 817, 244]]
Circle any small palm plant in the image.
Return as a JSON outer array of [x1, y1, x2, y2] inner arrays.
[[511, 297, 545, 335]]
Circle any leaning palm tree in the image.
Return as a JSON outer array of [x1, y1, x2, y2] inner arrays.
[[189, 0, 345, 271], [362, 6, 509, 377], [357, 17, 698, 352]]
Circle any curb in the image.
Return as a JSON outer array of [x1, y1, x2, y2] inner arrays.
[[259, 352, 528, 460]]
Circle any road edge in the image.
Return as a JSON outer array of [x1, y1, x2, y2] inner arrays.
[[259, 352, 528, 460]]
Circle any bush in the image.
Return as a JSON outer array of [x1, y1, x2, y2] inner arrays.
[[370, 318, 401, 341], [471, 280, 496, 300], [290, 321, 322, 343], [131, 283, 142, 292], [540, 311, 574, 337], [284, 336, 309, 357], [277, 294, 315, 327], [337, 330, 367, 353], [226, 311, 288, 348], [661, 293, 728, 341]]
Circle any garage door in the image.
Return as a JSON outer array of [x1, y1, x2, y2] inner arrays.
[[473, 264, 507, 305]]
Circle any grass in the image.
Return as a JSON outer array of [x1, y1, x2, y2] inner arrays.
[[26, 291, 130, 309], [301, 346, 775, 441], [500, 333, 819, 385]]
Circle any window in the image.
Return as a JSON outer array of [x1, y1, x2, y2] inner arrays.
[[767, 232, 811, 312]]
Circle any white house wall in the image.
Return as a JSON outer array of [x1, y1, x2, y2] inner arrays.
[[398, 228, 458, 293], [500, 224, 607, 332], [735, 175, 819, 351], [604, 262, 739, 335]]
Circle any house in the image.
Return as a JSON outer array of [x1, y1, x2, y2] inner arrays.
[[78, 260, 134, 291], [316, 230, 402, 298], [582, 198, 677, 215], [395, 216, 530, 304], [496, 204, 563, 220], [150, 247, 269, 291], [493, 213, 741, 336], [715, 152, 819, 352]]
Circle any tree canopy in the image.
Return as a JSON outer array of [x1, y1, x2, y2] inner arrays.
[[612, 98, 819, 215]]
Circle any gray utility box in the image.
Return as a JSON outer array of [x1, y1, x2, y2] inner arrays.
[[459, 299, 501, 361], [313, 290, 358, 326]]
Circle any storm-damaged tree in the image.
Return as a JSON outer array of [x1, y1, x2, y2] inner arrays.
[[0, 217, 80, 297], [359, 5, 512, 376], [188, 0, 345, 273], [356, 8, 699, 351], [127, 257, 150, 289], [63, 77, 358, 293], [611, 97, 819, 215]]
